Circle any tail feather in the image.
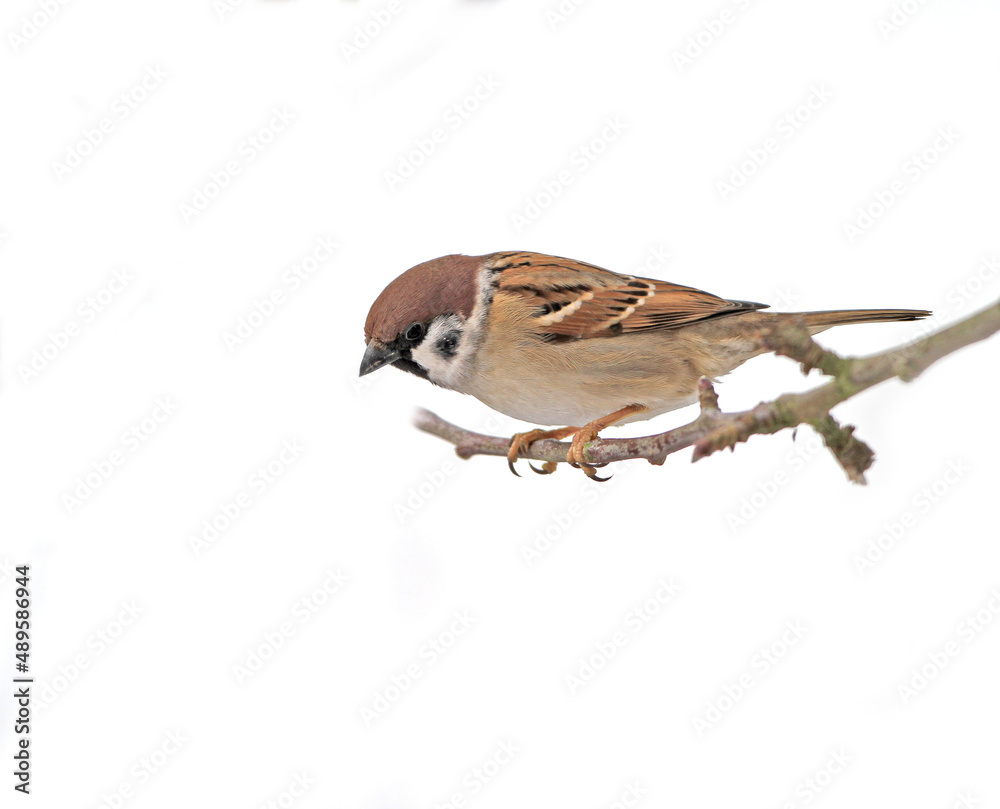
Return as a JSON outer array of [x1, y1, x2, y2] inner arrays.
[[800, 308, 931, 330]]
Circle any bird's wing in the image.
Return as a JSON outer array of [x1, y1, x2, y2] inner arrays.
[[487, 251, 767, 339]]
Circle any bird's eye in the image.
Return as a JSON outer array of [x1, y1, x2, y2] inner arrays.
[[404, 322, 424, 342]]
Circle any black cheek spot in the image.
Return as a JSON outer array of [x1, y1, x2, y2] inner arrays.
[[436, 330, 460, 359]]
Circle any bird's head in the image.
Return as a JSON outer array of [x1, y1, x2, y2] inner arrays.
[[360, 253, 488, 389]]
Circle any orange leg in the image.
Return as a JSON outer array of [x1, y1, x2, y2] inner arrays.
[[566, 404, 648, 480], [506, 404, 648, 480], [507, 426, 580, 477]]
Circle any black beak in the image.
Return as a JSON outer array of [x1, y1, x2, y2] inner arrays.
[[359, 342, 400, 376]]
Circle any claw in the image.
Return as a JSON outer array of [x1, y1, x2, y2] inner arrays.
[[506, 432, 530, 476], [530, 461, 558, 475], [582, 466, 612, 482]]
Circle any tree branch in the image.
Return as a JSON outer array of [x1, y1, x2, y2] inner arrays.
[[413, 298, 1000, 484]]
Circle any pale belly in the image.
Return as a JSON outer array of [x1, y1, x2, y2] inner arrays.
[[471, 384, 700, 427], [460, 323, 763, 427]]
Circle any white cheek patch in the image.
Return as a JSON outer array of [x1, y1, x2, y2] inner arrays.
[[410, 315, 472, 390]]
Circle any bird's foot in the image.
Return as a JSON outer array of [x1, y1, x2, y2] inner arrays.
[[506, 427, 579, 476], [563, 404, 649, 481], [507, 405, 647, 480], [566, 428, 613, 482]]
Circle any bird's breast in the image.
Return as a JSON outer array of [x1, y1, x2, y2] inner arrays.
[[461, 327, 719, 426]]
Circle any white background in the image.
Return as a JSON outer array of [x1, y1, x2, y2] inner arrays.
[[2, 1, 999, 807]]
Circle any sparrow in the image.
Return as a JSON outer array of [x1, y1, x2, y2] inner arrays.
[[361, 251, 929, 478]]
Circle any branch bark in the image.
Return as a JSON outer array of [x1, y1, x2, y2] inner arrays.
[[413, 298, 1000, 484]]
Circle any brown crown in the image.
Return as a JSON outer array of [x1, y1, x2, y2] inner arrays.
[[364, 254, 485, 344]]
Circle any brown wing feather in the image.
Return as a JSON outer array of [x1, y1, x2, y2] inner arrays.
[[488, 251, 766, 338]]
